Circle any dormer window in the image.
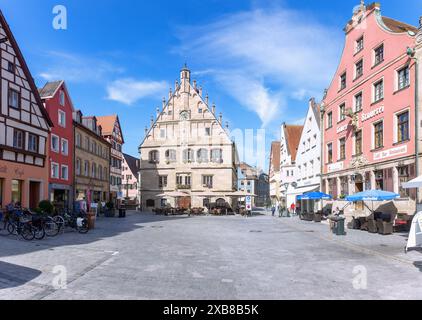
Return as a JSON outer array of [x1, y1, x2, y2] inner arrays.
[[356, 36, 364, 53]]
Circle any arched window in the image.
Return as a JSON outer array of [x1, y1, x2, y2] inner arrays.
[[216, 198, 226, 207], [197, 149, 209, 163], [165, 149, 177, 162], [183, 149, 194, 163], [149, 150, 160, 163], [211, 149, 223, 163]]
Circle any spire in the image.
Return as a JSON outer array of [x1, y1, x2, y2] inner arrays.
[[180, 63, 191, 82]]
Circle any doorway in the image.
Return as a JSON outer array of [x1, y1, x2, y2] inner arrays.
[[29, 181, 40, 210], [354, 174, 364, 211], [178, 197, 191, 209]]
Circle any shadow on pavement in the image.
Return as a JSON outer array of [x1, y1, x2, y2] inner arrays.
[[0, 212, 190, 259], [0, 261, 41, 289]]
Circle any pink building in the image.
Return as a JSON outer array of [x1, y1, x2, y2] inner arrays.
[[322, 2, 418, 215]]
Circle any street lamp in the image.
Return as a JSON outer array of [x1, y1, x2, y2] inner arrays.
[[407, 47, 420, 206]]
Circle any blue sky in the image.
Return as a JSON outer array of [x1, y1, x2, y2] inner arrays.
[[0, 0, 420, 168]]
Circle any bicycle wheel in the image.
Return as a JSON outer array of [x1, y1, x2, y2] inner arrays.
[[44, 220, 59, 237], [77, 219, 89, 234], [34, 225, 45, 240], [7, 222, 17, 235], [52, 216, 65, 231], [21, 224, 35, 241]]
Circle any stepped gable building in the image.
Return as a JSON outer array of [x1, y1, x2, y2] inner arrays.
[[321, 2, 418, 216], [0, 10, 53, 209], [139, 65, 239, 210]]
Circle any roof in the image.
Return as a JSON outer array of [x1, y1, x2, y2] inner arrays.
[[38, 81, 63, 99], [0, 10, 53, 127], [96, 115, 117, 135], [270, 141, 281, 172], [124, 153, 140, 176], [239, 162, 258, 179], [382, 16, 418, 33], [283, 125, 304, 162]]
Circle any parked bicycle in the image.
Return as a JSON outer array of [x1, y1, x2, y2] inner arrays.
[[31, 213, 60, 240], [6, 209, 36, 241], [53, 211, 89, 234]]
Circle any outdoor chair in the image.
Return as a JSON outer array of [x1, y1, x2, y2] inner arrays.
[[367, 219, 378, 233], [359, 217, 368, 231], [313, 212, 322, 223], [377, 219, 393, 235]]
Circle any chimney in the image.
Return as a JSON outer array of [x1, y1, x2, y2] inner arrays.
[[212, 102, 216, 114], [219, 113, 223, 124]]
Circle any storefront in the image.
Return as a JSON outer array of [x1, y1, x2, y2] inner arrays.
[[0, 162, 48, 210]]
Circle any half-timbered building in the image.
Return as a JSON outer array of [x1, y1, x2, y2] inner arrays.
[[0, 10, 53, 209]]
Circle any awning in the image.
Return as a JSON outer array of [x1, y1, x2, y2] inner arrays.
[[402, 175, 422, 189], [289, 185, 319, 197]]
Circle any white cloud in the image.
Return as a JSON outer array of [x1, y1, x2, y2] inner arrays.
[[176, 6, 342, 127], [39, 51, 124, 83], [106, 78, 168, 105]]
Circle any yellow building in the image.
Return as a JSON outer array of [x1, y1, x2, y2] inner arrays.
[[73, 111, 111, 203]]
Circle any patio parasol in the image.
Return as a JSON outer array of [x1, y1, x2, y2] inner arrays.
[[297, 191, 332, 201], [345, 190, 399, 212], [402, 175, 422, 189]]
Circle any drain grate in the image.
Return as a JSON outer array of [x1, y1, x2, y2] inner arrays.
[[249, 230, 263, 233]]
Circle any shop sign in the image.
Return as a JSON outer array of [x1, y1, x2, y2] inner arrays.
[[327, 162, 344, 173], [362, 106, 384, 122], [373, 145, 407, 161], [336, 124, 348, 134]]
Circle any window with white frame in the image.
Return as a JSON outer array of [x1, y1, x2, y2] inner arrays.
[[51, 135, 59, 153], [327, 112, 333, 128], [59, 90, 65, 106], [373, 79, 384, 102], [61, 139, 68, 155], [28, 134, 38, 153], [374, 44, 384, 66], [8, 89, 20, 109], [356, 36, 364, 53], [339, 103, 346, 121], [339, 72, 347, 91], [51, 163, 59, 179], [354, 92, 363, 112], [58, 110, 66, 127], [397, 66, 410, 90], [61, 165, 68, 180], [13, 129, 24, 149], [355, 59, 363, 79]]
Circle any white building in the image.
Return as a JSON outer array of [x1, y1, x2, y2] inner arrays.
[[279, 124, 303, 209], [122, 153, 140, 204], [293, 98, 322, 212]]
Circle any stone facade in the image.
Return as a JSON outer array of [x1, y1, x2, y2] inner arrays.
[[139, 65, 238, 210], [73, 111, 111, 205]]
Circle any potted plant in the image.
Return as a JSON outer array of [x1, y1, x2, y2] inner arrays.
[[38, 200, 54, 216]]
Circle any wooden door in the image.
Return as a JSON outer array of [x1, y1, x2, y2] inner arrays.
[[29, 182, 40, 210]]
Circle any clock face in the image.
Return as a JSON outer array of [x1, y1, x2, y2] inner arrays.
[[180, 111, 190, 121]]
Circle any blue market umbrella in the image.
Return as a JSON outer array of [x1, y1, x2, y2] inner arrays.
[[346, 190, 399, 213], [346, 190, 399, 202], [298, 192, 333, 201]]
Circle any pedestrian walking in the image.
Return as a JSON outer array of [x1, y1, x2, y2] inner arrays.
[[271, 206, 276, 217]]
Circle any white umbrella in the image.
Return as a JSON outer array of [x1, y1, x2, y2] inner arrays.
[[156, 191, 189, 198], [226, 191, 258, 197], [402, 176, 422, 189]]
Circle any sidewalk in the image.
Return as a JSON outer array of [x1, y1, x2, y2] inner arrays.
[[279, 216, 422, 267]]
